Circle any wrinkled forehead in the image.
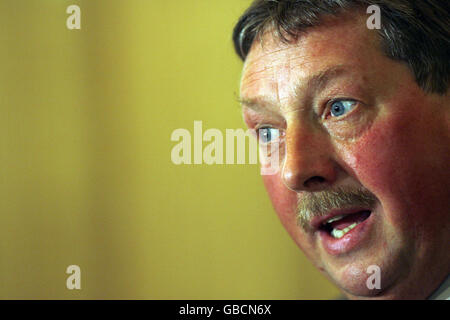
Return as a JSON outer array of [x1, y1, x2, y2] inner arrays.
[[240, 13, 381, 103], [242, 8, 373, 68]]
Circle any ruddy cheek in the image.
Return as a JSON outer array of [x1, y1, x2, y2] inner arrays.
[[346, 129, 396, 192], [262, 174, 298, 223], [262, 174, 317, 258], [340, 120, 421, 229], [262, 175, 303, 236]]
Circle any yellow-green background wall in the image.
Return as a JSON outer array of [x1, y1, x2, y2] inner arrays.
[[0, 0, 340, 299]]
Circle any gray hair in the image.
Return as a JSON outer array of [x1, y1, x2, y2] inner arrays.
[[232, 0, 450, 94]]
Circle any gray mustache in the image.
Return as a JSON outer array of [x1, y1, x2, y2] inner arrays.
[[297, 186, 377, 231]]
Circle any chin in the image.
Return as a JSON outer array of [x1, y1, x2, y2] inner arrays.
[[321, 241, 412, 299], [332, 264, 389, 298]]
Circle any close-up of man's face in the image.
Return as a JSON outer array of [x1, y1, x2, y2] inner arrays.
[[3, 0, 450, 304], [239, 7, 450, 299]]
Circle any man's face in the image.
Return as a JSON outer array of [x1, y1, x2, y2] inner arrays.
[[240, 12, 450, 299]]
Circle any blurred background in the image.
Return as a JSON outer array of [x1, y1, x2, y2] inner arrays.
[[0, 0, 340, 299]]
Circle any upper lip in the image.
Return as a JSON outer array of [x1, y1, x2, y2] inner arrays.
[[310, 207, 372, 231]]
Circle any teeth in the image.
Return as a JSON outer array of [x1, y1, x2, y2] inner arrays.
[[325, 214, 346, 224], [331, 229, 344, 238], [331, 222, 358, 239]]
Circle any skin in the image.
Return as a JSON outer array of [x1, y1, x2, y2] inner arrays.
[[239, 11, 450, 299]]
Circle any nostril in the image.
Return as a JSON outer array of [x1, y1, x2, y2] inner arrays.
[[304, 176, 326, 188]]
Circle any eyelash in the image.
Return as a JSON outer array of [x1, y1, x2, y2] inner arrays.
[[322, 98, 359, 120], [255, 125, 285, 144], [249, 98, 360, 137]]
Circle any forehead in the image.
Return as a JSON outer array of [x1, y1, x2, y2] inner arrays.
[[240, 12, 381, 106]]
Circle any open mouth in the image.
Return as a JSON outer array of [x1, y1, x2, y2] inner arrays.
[[319, 210, 372, 239]]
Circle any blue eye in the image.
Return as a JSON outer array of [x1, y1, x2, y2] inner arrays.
[[330, 100, 357, 117], [258, 127, 280, 144]]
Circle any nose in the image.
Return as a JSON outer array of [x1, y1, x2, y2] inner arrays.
[[281, 124, 338, 192]]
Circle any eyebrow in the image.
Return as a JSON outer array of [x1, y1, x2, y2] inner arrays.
[[239, 65, 350, 112]]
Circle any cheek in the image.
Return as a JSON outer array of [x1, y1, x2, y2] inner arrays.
[[261, 175, 316, 254], [262, 174, 297, 226], [341, 111, 449, 230], [348, 122, 411, 196]]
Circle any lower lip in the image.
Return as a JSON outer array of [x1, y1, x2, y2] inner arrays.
[[318, 212, 374, 256]]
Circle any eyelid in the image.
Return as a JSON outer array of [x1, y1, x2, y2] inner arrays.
[[255, 125, 285, 143], [255, 123, 273, 130], [322, 98, 359, 120]]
